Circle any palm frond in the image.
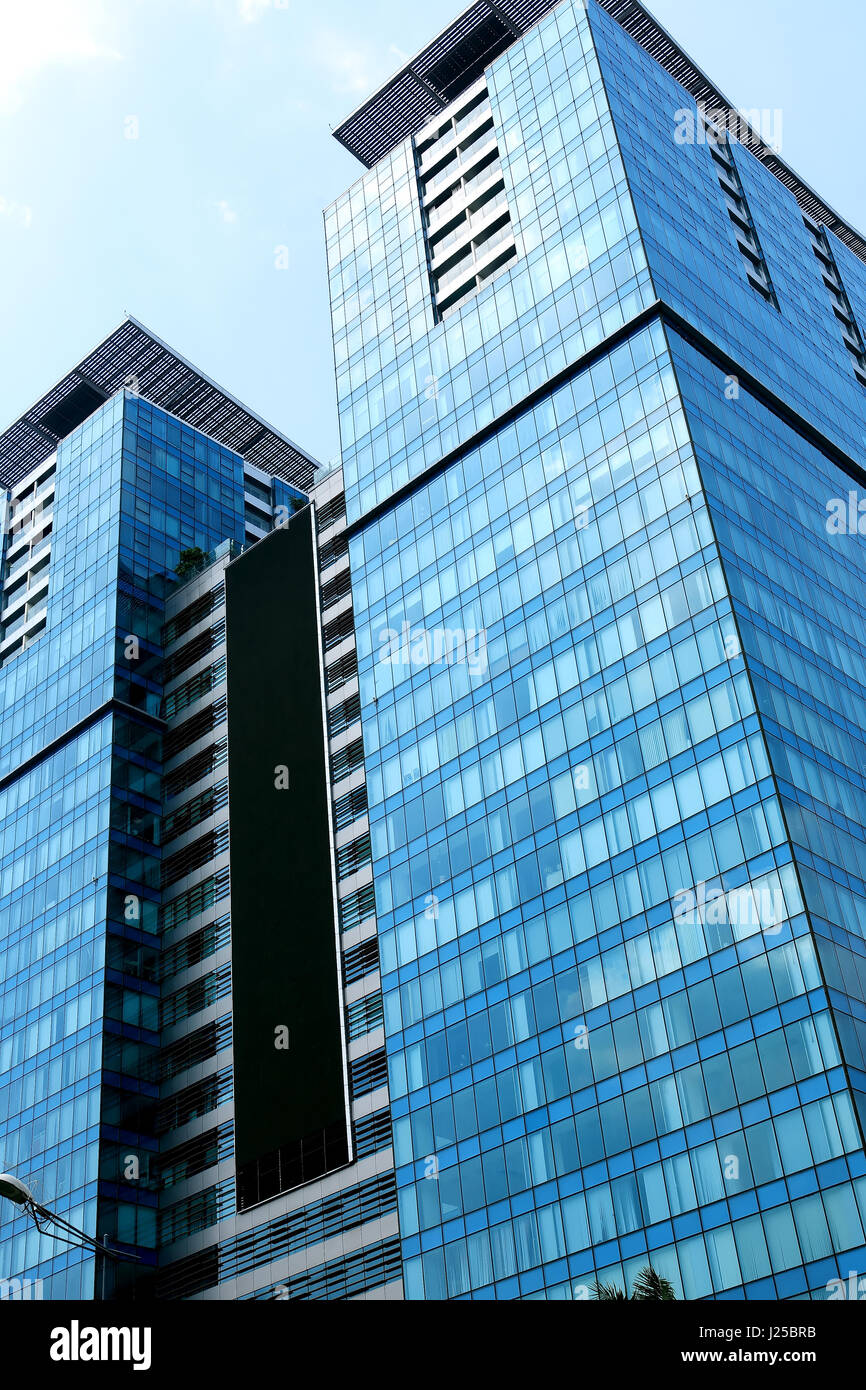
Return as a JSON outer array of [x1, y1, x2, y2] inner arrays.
[[590, 1278, 628, 1300], [630, 1265, 677, 1301]]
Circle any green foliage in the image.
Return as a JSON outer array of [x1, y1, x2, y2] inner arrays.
[[631, 1267, 677, 1301], [591, 1279, 629, 1300], [175, 546, 208, 578], [590, 1265, 677, 1301]]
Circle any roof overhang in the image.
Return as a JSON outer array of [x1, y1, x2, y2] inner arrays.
[[332, 0, 561, 170], [332, 0, 866, 269], [594, 0, 866, 266], [0, 316, 318, 493]]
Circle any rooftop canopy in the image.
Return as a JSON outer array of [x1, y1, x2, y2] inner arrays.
[[333, 0, 866, 268], [332, 0, 560, 170], [0, 316, 318, 493]]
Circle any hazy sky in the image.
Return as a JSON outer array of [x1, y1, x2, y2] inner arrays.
[[1, 0, 864, 467]]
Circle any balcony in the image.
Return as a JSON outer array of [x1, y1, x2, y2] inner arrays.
[[417, 103, 493, 179], [429, 191, 509, 268], [435, 219, 515, 299], [1, 567, 49, 624], [422, 135, 499, 207]]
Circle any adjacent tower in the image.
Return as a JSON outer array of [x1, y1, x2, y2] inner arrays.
[[326, 0, 866, 1299], [0, 320, 350, 1298]]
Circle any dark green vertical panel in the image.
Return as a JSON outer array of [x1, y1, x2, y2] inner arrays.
[[226, 512, 348, 1171]]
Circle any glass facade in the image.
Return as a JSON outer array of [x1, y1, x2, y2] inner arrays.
[[328, 0, 654, 522], [4, 0, 866, 1306], [587, 2, 866, 464], [0, 390, 250, 1298], [0, 720, 110, 1298], [327, 0, 866, 1299], [668, 330, 866, 1130]]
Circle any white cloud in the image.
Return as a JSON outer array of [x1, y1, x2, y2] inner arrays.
[[215, 199, 238, 224], [0, 196, 33, 229], [237, 0, 289, 21], [0, 0, 122, 114], [238, 0, 265, 19], [237, 0, 268, 20]]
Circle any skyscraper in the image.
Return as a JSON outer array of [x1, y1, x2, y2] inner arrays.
[[325, 0, 866, 1300], [0, 319, 343, 1299], [3, 0, 866, 1307]]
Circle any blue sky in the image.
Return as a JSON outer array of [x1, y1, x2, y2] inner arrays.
[[1, 0, 864, 467]]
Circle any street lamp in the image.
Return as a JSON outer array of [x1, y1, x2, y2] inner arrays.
[[0, 1172, 141, 1294], [0, 1174, 33, 1207]]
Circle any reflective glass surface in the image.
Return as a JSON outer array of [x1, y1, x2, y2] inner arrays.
[[0, 393, 248, 1296], [326, 0, 655, 524], [337, 0, 866, 1300], [349, 319, 866, 1298]]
